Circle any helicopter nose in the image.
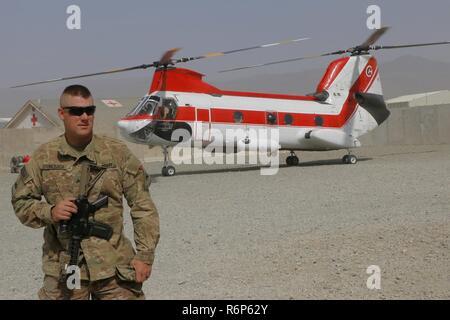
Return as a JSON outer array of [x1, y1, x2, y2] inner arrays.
[[117, 119, 140, 143], [117, 119, 130, 133], [117, 118, 152, 136]]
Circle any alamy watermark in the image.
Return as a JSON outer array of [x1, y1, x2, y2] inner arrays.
[[366, 265, 381, 290], [170, 127, 280, 175], [66, 5, 81, 30], [65, 265, 81, 290], [366, 5, 381, 30]]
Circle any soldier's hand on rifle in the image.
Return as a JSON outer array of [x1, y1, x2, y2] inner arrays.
[[51, 198, 78, 222], [131, 259, 152, 283]]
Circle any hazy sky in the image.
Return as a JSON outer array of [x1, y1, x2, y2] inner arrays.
[[1, 0, 450, 116]]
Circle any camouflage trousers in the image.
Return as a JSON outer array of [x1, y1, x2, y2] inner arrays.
[[38, 275, 145, 300]]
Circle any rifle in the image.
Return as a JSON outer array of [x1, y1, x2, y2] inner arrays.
[[59, 194, 112, 298], [61, 195, 112, 261]]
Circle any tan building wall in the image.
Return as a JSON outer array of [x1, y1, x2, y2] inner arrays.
[[387, 90, 450, 109]]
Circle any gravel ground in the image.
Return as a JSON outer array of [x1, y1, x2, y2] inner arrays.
[[1, 144, 449, 299]]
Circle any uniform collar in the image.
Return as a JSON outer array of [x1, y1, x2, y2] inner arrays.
[[58, 134, 97, 163]]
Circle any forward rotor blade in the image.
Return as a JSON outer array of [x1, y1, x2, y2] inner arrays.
[[11, 64, 154, 88], [159, 48, 181, 65], [174, 37, 309, 65], [11, 41, 308, 87]]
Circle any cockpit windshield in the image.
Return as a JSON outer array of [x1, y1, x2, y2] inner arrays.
[[127, 96, 160, 116], [127, 95, 178, 120]]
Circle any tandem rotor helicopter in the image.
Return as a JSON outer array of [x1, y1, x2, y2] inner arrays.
[[13, 27, 450, 176]]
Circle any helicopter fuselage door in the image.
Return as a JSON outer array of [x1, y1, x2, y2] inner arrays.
[[195, 108, 211, 146]]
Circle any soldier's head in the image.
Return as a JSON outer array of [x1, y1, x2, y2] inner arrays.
[[58, 85, 95, 146]]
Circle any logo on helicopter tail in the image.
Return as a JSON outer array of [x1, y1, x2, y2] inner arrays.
[[365, 65, 373, 77]]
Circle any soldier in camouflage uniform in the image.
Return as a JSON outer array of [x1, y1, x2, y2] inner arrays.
[[11, 85, 160, 300]]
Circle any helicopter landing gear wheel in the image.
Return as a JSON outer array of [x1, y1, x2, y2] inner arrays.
[[162, 165, 176, 176], [348, 155, 357, 164], [342, 154, 357, 164], [286, 151, 299, 166], [161, 146, 176, 176], [342, 155, 349, 164]]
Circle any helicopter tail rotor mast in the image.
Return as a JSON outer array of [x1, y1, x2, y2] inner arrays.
[[10, 37, 309, 88]]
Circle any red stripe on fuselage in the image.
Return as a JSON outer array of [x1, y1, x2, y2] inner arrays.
[[196, 109, 210, 121], [120, 114, 154, 121], [220, 90, 316, 101]]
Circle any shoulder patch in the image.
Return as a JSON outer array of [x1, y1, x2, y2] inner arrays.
[[20, 166, 32, 183], [20, 166, 29, 179]]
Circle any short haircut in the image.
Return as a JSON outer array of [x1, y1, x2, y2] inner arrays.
[[60, 85, 92, 106]]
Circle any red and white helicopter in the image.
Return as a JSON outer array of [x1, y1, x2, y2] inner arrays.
[[13, 27, 450, 176]]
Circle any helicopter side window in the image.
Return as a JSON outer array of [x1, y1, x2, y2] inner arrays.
[[267, 112, 277, 125], [233, 111, 243, 123], [284, 114, 293, 125], [314, 115, 324, 126], [157, 98, 178, 120]]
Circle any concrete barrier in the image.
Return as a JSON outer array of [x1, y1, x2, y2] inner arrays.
[[0, 127, 162, 170], [360, 103, 450, 146], [1, 104, 450, 169]]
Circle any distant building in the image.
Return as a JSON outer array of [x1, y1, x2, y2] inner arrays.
[[4, 97, 141, 137], [0, 97, 162, 168], [0, 118, 11, 128], [5, 100, 59, 129], [386, 90, 450, 109]]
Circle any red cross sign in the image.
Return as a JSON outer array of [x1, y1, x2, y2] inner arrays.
[[31, 113, 38, 126]]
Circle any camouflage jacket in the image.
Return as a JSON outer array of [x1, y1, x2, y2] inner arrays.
[[11, 134, 160, 281]]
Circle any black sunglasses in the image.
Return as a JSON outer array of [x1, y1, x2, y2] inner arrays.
[[62, 106, 96, 116]]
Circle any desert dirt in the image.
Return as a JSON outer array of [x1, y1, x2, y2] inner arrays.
[[1, 144, 449, 299]]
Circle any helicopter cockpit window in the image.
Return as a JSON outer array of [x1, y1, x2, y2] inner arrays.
[[139, 101, 157, 115], [127, 97, 146, 116], [149, 95, 160, 102], [156, 98, 178, 120], [127, 96, 158, 116]]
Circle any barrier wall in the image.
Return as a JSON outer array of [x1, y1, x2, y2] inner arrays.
[[359, 104, 450, 146], [1, 104, 449, 169], [0, 127, 162, 170]]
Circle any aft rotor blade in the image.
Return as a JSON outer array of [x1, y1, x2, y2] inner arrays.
[[219, 52, 335, 73], [360, 26, 390, 48], [11, 64, 154, 88], [372, 41, 450, 50], [174, 37, 310, 64]]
